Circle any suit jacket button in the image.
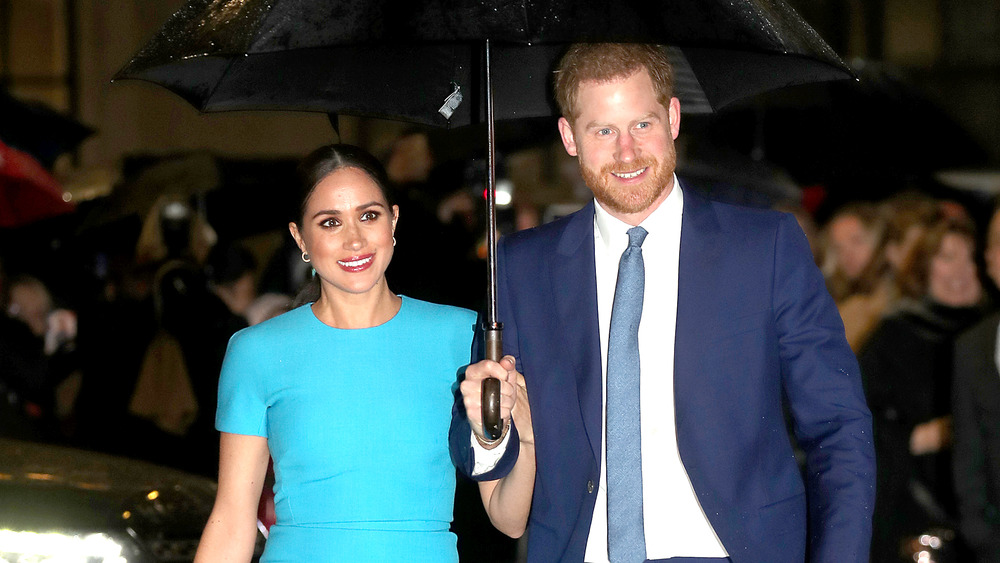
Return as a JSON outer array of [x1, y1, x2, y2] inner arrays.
[[587, 480, 595, 493]]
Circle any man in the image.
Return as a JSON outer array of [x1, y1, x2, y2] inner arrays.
[[952, 205, 1000, 562], [449, 43, 875, 563]]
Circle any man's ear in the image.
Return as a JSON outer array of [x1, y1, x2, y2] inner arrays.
[[558, 117, 578, 157], [668, 97, 681, 140]]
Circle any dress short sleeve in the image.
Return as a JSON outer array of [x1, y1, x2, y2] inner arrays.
[[216, 328, 269, 437]]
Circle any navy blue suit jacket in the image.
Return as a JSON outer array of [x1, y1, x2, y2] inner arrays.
[[450, 189, 875, 562]]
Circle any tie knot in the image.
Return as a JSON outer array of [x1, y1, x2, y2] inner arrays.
[[627, 226, 647, 248]]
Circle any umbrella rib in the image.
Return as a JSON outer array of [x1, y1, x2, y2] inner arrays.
[[520, 0, 532, 41], [199, 0, 294, 110]]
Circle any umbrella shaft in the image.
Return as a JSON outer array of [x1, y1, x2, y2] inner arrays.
[[485, 39, 500, 327]]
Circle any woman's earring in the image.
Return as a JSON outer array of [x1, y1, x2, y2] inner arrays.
[[301, 252, 311, 263], [392, 236, 397, 247]]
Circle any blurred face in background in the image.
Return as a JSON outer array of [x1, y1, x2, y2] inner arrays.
[[928, 232, 981, 307], [7, 280, 52, 337], [828, 214, 878, 280], [385, 132, 433, 185], [984, 210, 1000, 288]]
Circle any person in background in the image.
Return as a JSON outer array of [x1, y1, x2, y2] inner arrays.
[[0, 264, 59, 439], [835, 194, 941, 352], [206, 243, 258, 322], [124, 198, 243, 477], [194, 144, 477, 563], [860, 216, 986, 561], [951, 204, 1000, 562], [821, 202, 887, 303], [3, 274, 78, 437]]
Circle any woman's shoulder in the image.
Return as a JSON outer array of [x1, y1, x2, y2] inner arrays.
[[401, 297, 477, 328], [229, 304, 315, 347]]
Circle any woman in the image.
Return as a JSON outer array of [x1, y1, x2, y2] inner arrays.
[[860, 217, 986, 561], [194, 144, 478, 562], [821, 202, 888, 302], [830, 195, 941, 352]]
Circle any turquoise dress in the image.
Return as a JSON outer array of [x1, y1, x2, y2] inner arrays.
[[216, 296, 476, 562]]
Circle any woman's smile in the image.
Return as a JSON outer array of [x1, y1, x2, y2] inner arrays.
[[338, 253, 375, 272]]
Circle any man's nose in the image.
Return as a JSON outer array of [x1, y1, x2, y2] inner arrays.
[[616, 132, 636, 162]]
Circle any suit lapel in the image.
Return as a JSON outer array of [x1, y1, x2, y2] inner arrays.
[[673, 190, 724, 452], [550, 202, 604, 464]]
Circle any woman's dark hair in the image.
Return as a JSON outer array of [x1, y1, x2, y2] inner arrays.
[[290, 144, 395, 225]]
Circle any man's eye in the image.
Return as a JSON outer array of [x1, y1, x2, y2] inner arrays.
[[636, 122, 650, 129], [597, 128, 612, 136]]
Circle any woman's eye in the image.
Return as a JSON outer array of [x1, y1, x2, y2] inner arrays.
[[320, 217, 340, 228], [361, 210, 380, 221]]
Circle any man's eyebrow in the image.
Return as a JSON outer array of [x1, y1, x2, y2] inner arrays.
[[583, 112, 660, 130]]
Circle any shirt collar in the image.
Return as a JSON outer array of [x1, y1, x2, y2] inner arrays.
[[594, 173, 684, 251]]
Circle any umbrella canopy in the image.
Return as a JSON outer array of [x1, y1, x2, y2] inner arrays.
[[116, 0, 853, 438], [0, 90, 95, 169], [0, 139, 75, 229], [115, 0, 853, 124]]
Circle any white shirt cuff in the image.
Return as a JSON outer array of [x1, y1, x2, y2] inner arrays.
[[470, 427, 511, 476]]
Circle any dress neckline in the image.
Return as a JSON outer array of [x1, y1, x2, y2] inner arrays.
[[306, 295, 407, 331]]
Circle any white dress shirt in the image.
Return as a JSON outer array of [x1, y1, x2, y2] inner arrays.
[[586, 178, 727, 562], [472, 178, 728, 560]]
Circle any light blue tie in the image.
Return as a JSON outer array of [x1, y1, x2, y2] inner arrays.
[[607, 225, 647, 563]]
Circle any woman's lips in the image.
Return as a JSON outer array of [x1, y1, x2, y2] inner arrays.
[[337, 253, 374, 272]]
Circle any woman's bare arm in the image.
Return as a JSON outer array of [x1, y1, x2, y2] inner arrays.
[[194, 432, 270, 562]]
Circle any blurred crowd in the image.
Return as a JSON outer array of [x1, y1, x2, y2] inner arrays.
[[0, 193, 291, 476], [2, 128, 1000, 562], [814, 192, 1000, 562]]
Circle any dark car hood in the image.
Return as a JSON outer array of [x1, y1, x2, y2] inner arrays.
[[0, 438, 216, 558]]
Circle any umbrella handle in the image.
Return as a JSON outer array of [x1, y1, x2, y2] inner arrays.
[[481, 325, 503, 440]]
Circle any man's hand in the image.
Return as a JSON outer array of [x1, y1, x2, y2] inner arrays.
[[461, 355, 520, 442]]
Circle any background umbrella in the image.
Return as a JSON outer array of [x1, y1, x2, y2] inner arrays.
[[0, 90, 95, 170], [689, 60, 989, 217], [80, 152, 221, 230], [0, 139, 75, 229], [115, 0, 854, 438]]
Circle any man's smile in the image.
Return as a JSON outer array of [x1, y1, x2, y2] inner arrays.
[[611, 167, 647, 179]]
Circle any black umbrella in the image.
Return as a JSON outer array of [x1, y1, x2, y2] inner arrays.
[[115, 0, 852, 123], [115, 0, 853, 438], [0, 90, 95, 170]]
